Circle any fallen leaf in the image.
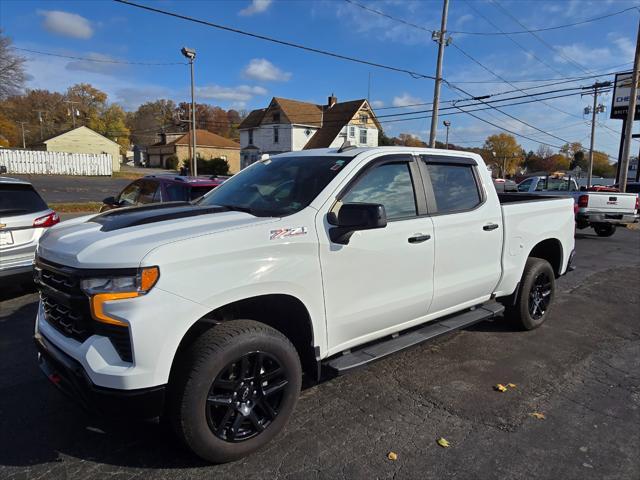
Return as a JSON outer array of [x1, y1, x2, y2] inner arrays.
[[507, 383, 517, 388], [530, 412, 546, 420], [387, 451, 398, 461], [494, 384, 508, 392], [437, 437, 451, 448]]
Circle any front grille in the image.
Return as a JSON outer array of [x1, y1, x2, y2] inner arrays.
[[36, 258, 133, 363]]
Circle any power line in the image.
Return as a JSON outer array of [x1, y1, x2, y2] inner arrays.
[[491, 0, 592, 75], [450, 5, 639, 35], [113, 0, 436, 80], [12, 47, 186, 66]]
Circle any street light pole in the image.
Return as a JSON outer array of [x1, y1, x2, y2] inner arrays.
[[583, 81, 610, 188], [181, 47, 197, 176], [428, 0, 450, 148]]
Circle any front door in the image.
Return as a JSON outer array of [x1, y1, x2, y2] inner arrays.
[[317, 155, 435, 354]]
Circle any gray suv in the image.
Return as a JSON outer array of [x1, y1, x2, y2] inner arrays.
[[0, 177, 59, 278]]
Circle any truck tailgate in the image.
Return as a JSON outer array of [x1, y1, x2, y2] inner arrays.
[[585, 192, 637, 214]]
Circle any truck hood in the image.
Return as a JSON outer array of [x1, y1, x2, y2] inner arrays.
[[37, 203, 277, 269]]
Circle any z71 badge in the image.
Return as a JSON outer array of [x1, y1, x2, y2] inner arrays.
[[270, 227, 308, 240]]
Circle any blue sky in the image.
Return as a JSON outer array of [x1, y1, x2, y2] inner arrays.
[[1, 0, 638, 157]]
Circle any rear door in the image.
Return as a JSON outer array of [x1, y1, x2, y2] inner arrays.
[[419, 155, 503, 314], [0, 183, 50, 264]]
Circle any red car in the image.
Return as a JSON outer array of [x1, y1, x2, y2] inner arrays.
[[100, 175, 227, 212]]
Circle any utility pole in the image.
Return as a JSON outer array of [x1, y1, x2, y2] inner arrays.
[[64, 100, 81, 128], [619, 19, 640, 193], [583, 82, 610, 188], [35, 110, 46, 139], [429, 0, 450, 148], [181, 47, 197, 176], [18, 121, 27, 149]]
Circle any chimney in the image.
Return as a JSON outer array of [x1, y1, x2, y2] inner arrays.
[[327, 93, 337, 108]]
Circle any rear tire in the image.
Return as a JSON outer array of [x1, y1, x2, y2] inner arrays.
[[505, 257, 556, 330], [168, 320, 302, 463], [593, 223, 616, 237]]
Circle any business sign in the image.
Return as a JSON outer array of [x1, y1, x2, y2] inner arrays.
[[611, 71, 640, 120]]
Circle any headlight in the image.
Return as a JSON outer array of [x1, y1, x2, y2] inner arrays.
[[81, 266, 159, 327]]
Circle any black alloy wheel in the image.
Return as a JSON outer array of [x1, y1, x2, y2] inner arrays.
[[528, 271, 552, 320], [206, 351, 288, 442]]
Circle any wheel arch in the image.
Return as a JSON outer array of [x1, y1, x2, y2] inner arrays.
[[169, 294, 319, 384], [528, 238, 563, 277]]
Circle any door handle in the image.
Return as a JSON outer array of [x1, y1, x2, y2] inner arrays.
[[483, 223, 499, 231], [408, 234, 431, 244]]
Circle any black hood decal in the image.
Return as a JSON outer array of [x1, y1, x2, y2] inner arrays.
[[88, 202, 229, 232]]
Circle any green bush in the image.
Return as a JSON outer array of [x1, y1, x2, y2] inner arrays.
[[196, 156, 230, 175], [165, 154, 179, 170]]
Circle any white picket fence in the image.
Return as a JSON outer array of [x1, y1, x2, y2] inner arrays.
[[0, 149, 112, 176]]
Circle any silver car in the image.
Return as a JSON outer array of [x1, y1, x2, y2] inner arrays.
[[0, 177, 59, 278]]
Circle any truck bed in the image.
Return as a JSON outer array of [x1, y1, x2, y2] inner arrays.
[[497, 192, 567, 204]]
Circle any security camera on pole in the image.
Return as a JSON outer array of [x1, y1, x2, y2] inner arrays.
[[181, 46, 197, 176], [443, 120, 451, 149]]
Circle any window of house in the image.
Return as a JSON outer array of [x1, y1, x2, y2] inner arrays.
[[359, 128, 367, 145], [349, 126, 355, 138], [273, 112, 280, 123], [274, 126, 279, 144], [342, 162, 417, 220], [424, 163, 482, 213], [248, 129, 253, 145], [359, 114, 368, 124]]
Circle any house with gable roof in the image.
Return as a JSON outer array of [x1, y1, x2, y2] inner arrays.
[[238, 95, 381, 169]]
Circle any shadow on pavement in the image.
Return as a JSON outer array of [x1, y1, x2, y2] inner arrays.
[[0, 274, 36, 302]]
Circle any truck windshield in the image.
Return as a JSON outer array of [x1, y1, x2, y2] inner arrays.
[[196, 155, 353, 217]]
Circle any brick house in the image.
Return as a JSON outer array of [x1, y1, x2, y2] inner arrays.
[[146, 129, 241, 173], [238, 95, 381, 169]]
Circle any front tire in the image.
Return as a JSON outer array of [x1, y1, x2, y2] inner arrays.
[[505, 257, 556, 330], [593, 223, 616, 237], [169, 320, 302, 463]]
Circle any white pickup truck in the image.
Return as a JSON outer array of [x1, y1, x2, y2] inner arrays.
[[516, 175, 639, 237], [34, 147, 575, 462]]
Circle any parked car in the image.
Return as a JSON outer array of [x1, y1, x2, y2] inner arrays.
[[517, 175, 639, 237], [100, 175, 226, 212], [493, 178, 517, 192], [34, 147, 575, 463], [0, 177, 59, 279], [612, 182, 640, 194]]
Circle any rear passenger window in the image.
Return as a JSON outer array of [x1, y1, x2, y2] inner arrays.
[[342, 162, 417, 220], [425, 163, 481, 213]]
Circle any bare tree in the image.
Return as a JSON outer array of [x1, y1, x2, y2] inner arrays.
[[0, 30, 26, 99]]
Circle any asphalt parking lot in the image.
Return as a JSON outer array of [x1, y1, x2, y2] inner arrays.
[[0, 228, 638, 480]]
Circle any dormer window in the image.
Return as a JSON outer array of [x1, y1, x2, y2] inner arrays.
[[273, 112, 280, 123]]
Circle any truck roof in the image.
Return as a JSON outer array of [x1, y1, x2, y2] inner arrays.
[[275, 146, 479, 159]]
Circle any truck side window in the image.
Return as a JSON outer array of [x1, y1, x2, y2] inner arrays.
[[342, 162, 417, 220], [137, 181, 159, 204], [425, 164, 481, 213], [118, 181, 142, 206]]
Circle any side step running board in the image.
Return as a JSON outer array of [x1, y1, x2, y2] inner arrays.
[[323, 301, 504, 374]]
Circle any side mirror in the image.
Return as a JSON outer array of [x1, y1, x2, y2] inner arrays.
[[103, 196, 117, 205], [328, 203, 387, 244], [579, 186, 587, 191]]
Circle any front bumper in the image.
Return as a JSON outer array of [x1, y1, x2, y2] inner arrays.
[[35, 331, 166, 418], [577, 212, 639, 225]]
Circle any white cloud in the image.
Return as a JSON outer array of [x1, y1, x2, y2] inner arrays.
[[610, 35, 635, 58], [553, 43, 610, 67], [371, 100, 384, 108], [37, 10, 93, 39], [239, 0, 272, 16], [65, 53, 125, 75], [242, 58, 291, 82], [196, 84, 268, 103], [392, 93, 424, 108]]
